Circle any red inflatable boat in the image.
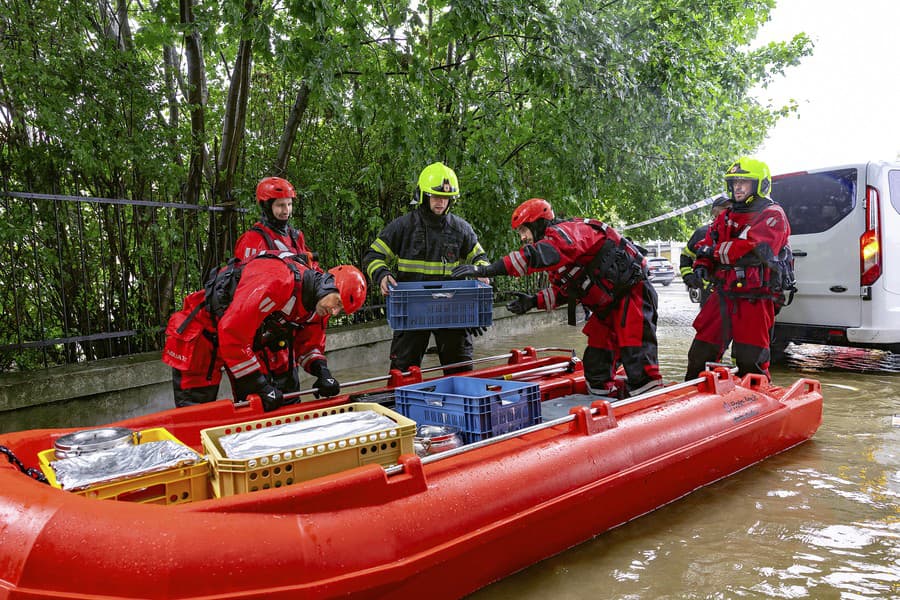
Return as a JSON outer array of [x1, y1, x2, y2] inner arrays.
[[0, 347, 822, 599]]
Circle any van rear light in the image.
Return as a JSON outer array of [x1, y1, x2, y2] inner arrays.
[[859, 185, 882, 286]]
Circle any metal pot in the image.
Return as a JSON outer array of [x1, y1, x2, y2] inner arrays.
[[54, 427, 136, 459], [414, 424, 464, 457]]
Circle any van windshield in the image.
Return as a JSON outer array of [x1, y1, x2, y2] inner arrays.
[[772, 168, 857, 235]]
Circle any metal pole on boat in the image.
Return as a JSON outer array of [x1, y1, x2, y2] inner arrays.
[[412, 347, 578, 377], [280, 347, 579, 401]]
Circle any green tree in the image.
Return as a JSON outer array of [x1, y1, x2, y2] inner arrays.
[[0, 0, 811, 370]]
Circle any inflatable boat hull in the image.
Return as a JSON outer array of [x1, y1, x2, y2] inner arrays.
[[0, 352, 822, 599]]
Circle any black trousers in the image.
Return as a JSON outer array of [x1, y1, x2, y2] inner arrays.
[[389, 328, 474, 375]]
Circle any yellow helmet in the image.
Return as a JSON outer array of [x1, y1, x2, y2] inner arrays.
[[724, 157, 771, 202], [416, 162, 460, 205]]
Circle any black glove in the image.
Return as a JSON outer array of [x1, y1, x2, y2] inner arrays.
[[682, 272, 702, 289], [233, 373, 283, 411], [693, 266, 709, 283], [466, 326, 488, 337], [451, 264, 482, 279], [506, 292, 537, 315], [695, 245, 714, 259], [309, 360, 340, 398], [452, 261, 507, 279]]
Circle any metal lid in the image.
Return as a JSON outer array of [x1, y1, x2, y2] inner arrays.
[[414, 424, 461, 442], [54, 427, 135, 459]]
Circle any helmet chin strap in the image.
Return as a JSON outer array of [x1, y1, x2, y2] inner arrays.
[[528, 219, 547, 241], [261, 203, 289, 234]]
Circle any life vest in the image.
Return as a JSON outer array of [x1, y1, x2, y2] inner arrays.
[[549, 219, 648, 324], [712, 206, 795, 305], [173, 253, 308, 379], [249, 225, 318, 266]]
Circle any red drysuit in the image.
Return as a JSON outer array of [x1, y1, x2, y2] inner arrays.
[[685, 200, 791, 380], [500, 218, 662, 397]]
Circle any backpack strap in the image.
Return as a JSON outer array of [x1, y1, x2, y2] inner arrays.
[[175, 301, 206, 335], [174, 258, 242, 335], [251, 225, 278, 251], [252, 224, 304, 255]]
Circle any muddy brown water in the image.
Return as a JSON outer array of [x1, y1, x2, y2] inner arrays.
[[2, 286, 898, 598]]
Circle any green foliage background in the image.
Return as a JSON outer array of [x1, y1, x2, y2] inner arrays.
[[0, 0, 810, 369]]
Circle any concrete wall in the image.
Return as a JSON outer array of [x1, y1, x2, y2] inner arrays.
[[0, 306, 571, 413]]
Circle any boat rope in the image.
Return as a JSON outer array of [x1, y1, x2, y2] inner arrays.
[[0, 445, 49, 484]]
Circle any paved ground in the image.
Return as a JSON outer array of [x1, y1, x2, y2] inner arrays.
[[655, 280, 699, 329]]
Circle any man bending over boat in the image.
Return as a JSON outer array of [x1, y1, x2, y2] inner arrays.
[[452, 199, 663, 399], [162, 253, 367, 411]]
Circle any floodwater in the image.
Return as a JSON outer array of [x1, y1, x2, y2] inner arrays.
[[470, 287, 900, 600], [2, 287, 898, 599]]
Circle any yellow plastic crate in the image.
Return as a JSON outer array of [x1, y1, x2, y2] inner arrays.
[[201, 402, 416, 497], [39, 427, 210, 505]]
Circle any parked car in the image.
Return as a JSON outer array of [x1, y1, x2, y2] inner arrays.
[[647, 257, 675, 286], [771, 161, 900, 357]]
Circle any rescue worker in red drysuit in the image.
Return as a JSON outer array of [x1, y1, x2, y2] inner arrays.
[[234, 176, 318, 268], [684, 157, 791, 381], [162, 254, 367, 411], [452, 198, 663, 398], [234, 176, 320, 395]]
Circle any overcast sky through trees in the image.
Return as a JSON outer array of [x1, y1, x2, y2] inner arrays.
[[753, 0, 900, 174]]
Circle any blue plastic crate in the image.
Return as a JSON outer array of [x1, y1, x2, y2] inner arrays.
[[386, 280, 493, 331], [395, 377, 542, 443]]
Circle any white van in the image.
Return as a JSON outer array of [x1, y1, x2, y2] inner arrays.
[[772, 161, 900, 356]]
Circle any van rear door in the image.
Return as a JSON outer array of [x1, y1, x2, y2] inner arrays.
[[773, 166, 864, 329], [878, 166, 900, 296]]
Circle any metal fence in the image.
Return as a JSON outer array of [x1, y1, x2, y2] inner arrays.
[[0, 191, 535, 373], [0, 192, 249, 371]]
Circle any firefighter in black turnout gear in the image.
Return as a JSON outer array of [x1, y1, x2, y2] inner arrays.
[[363, 162, 490, 374], [680, 194, 732, 306]]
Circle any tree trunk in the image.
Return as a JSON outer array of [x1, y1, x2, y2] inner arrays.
[[274, 80, 311, 175], [208, 0, 257, 270], [180, 0, 207, 207]]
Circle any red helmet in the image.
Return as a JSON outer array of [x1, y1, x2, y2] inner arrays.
[[511, 198, 554, 230], [256, 177, 296, 203], [328, 265, 367, 315]]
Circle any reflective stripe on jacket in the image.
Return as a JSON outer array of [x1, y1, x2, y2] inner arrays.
[[693, 201, 791, 294]]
